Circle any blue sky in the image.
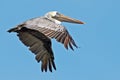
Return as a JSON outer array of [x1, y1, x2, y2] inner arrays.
[[1, 0, 120, 80]]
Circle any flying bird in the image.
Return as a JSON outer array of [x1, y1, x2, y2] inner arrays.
[[8, 11, 84, 72]]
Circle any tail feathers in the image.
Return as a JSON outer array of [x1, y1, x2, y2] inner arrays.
[[7, 27, 19, 33]]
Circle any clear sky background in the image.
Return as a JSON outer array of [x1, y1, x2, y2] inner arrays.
[[1, 0, 120, 80]]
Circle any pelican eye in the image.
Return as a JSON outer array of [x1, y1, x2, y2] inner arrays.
[[54, 12, 61, 17]]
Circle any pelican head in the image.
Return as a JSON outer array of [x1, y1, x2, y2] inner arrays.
[[45, 11, 84, 24]]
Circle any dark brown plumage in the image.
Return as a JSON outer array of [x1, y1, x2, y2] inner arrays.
[[8, 27, 56, 72]]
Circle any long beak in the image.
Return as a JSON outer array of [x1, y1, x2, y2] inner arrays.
[[54, 14, 84, 24]]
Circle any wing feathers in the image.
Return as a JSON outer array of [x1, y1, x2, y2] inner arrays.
[[18, 23, 78, 50], [35, 51, 46, 62], [56, 32, 65, 42], [27, 26, 78, 50], [59, 32, 67, 43], [16, 27, 56, 72], [49, 59, 52, 72], [64, 35, 70, 49], [23, 17, 78, 50], [41, 54, 48, 72], [69, 42, 74, 50]]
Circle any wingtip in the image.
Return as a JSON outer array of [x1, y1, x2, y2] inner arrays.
[[41, 58, 56, 72], [7, 27, 18, 33], [7, 29, 12, 33]]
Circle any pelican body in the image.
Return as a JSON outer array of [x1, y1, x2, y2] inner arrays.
[[8, 11, 84, 72]]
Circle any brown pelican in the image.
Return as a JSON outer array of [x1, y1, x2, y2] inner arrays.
[[8, 11, 84, 72]]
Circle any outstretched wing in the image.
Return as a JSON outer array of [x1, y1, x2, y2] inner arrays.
[[23, 17, 78, 50], [9, 27, 56, 72]]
